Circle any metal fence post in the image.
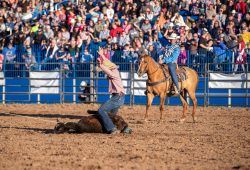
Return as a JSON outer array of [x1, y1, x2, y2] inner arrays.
[[2, 76, 5, 104], [204, 62, 208, 107], [59, 63, 64, 104], [90, 61, 94, 103], [246, 64, 248, 110], [129, 62, 133, 106], [232, 52, 235, 73]]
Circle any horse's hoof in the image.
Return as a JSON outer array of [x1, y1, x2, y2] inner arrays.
[[180, 118, 186, 123], [193, 117, 197, 123], [136, 120, 144, 124], [158, 119, 164, 123]]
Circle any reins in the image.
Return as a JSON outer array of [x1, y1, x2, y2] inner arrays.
[[147, 64, 159, 76], [146, 60, 170, 86]]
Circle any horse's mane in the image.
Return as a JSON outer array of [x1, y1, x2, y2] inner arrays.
[[142, 55, 161, 68], [141, 55, 170, 73]]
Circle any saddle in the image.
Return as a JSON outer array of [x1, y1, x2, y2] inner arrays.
[[161, 64, 188, 96]]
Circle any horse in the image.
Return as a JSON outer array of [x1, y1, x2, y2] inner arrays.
[[137, 55, 199, 123], [54, 112, 130, 134]]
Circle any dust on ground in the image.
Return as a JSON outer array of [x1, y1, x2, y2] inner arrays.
[[0, 104, 249, 170]]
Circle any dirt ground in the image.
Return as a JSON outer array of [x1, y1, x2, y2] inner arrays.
[[0, 104, 249, 170]]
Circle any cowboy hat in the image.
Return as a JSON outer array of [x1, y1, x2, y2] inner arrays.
[[167, 33, 180, 40], [96, 58, 118, 72], [201, 28, 208, 35], [168, 22, 174, 27]]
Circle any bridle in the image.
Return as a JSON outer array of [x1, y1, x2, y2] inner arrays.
[[138, 57, 169, 86], [144, 61, 160, 76]]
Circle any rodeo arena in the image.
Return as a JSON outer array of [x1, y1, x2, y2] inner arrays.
[[0, 0, 250, 169]]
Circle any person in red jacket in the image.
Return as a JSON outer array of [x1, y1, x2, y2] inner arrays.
[[109, 23, 123, 43], [235, 0, 247, 15], [67, 10, 76, 29]]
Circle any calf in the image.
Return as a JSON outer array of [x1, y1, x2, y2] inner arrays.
[[54, 112, 130, 134]]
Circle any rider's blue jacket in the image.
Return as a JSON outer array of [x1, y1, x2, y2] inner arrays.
[[157, 32, 180, 64], [162, 44, 180, 64]]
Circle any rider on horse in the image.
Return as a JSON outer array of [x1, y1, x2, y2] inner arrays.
[[159, 33, 181, 95]]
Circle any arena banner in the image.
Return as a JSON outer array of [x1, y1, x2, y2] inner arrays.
[[30, 71, 59, 94], [0, 72, 4, 85], [209, 73, 250, 89], [120, 72, 147, 96], [133, 73, 147, 96], [120, 72, 131, 94]]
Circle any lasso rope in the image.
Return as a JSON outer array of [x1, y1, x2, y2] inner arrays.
[[0, 112, 56, 124]]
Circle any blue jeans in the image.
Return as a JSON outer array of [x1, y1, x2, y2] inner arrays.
[[168, 63, 179, 90], [98, 94, 125, 132]]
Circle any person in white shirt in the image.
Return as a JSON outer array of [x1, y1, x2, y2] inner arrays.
[[106, 3, 114, 22]]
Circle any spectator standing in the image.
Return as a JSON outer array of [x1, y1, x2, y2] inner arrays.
[[213, 36, 228, 71], [121, 44, 131, 60], [206, 4, 217, 30], [99, 24, 110, 41], [32, 27, 47, 62], [190, 21, 199, 34], [44, 25, 54, 40], [141, 18, 152, 39], [234, 35, 246, 73], [148, 44, 158, 61], [79, 48, 93, 77], [122, 19, 131, 34], [145, 7, 154, 21], [55, 44, 68, 69], [171, 12, 186, 27], [3, 42, 16, 76], [106, 3, 114, 22], [68, 38, 79, 63], [210, 21, 221, 39], [235, 0, 247, 15], [110, 23, 123, 43], [94, 18, 104, 37], [0, 51, 4, 71], [153, 0, 161, 18], [198, 28, 213, 73], [216, 8, 227, 28], [179, 0, 189, 11], [61, 26, 70, 42], [41, 38, 58, 70], [22, 47, 37, 76], [118, 31, 130, 47], [178, 44, 187, 65], [129, 23, 140, 41]]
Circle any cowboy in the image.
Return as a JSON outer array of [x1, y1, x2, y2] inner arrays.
[[159, 33, 180, 95], [95, 47, 132, 135]]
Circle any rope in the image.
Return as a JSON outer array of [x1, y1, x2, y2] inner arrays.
[[0, 112, 57, 124]]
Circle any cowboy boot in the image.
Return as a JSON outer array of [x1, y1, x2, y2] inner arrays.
[[173, 85, 180, 95]]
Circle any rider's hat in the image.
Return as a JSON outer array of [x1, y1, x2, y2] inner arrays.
[[167, 33, 180, 40]]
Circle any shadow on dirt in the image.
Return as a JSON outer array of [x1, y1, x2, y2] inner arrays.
[[0, 112, 83, 119], [0, 125, 55, 134]]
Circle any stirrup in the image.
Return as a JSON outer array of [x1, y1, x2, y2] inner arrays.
[[172, 91, 180, 96]]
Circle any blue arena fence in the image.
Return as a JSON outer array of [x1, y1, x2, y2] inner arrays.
[[2, 44, 249, 78]]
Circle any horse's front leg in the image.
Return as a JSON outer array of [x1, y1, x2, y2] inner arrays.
[[159, 94, 166, 120], [145, 93, 154, 122]]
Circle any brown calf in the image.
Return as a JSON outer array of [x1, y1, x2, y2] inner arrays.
[[54, 112, 129, 134]]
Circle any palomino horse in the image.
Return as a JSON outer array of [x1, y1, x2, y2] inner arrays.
[[137, 55, 199, 122]]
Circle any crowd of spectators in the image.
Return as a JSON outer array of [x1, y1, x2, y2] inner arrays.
[[0, 0, 250, 77]]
